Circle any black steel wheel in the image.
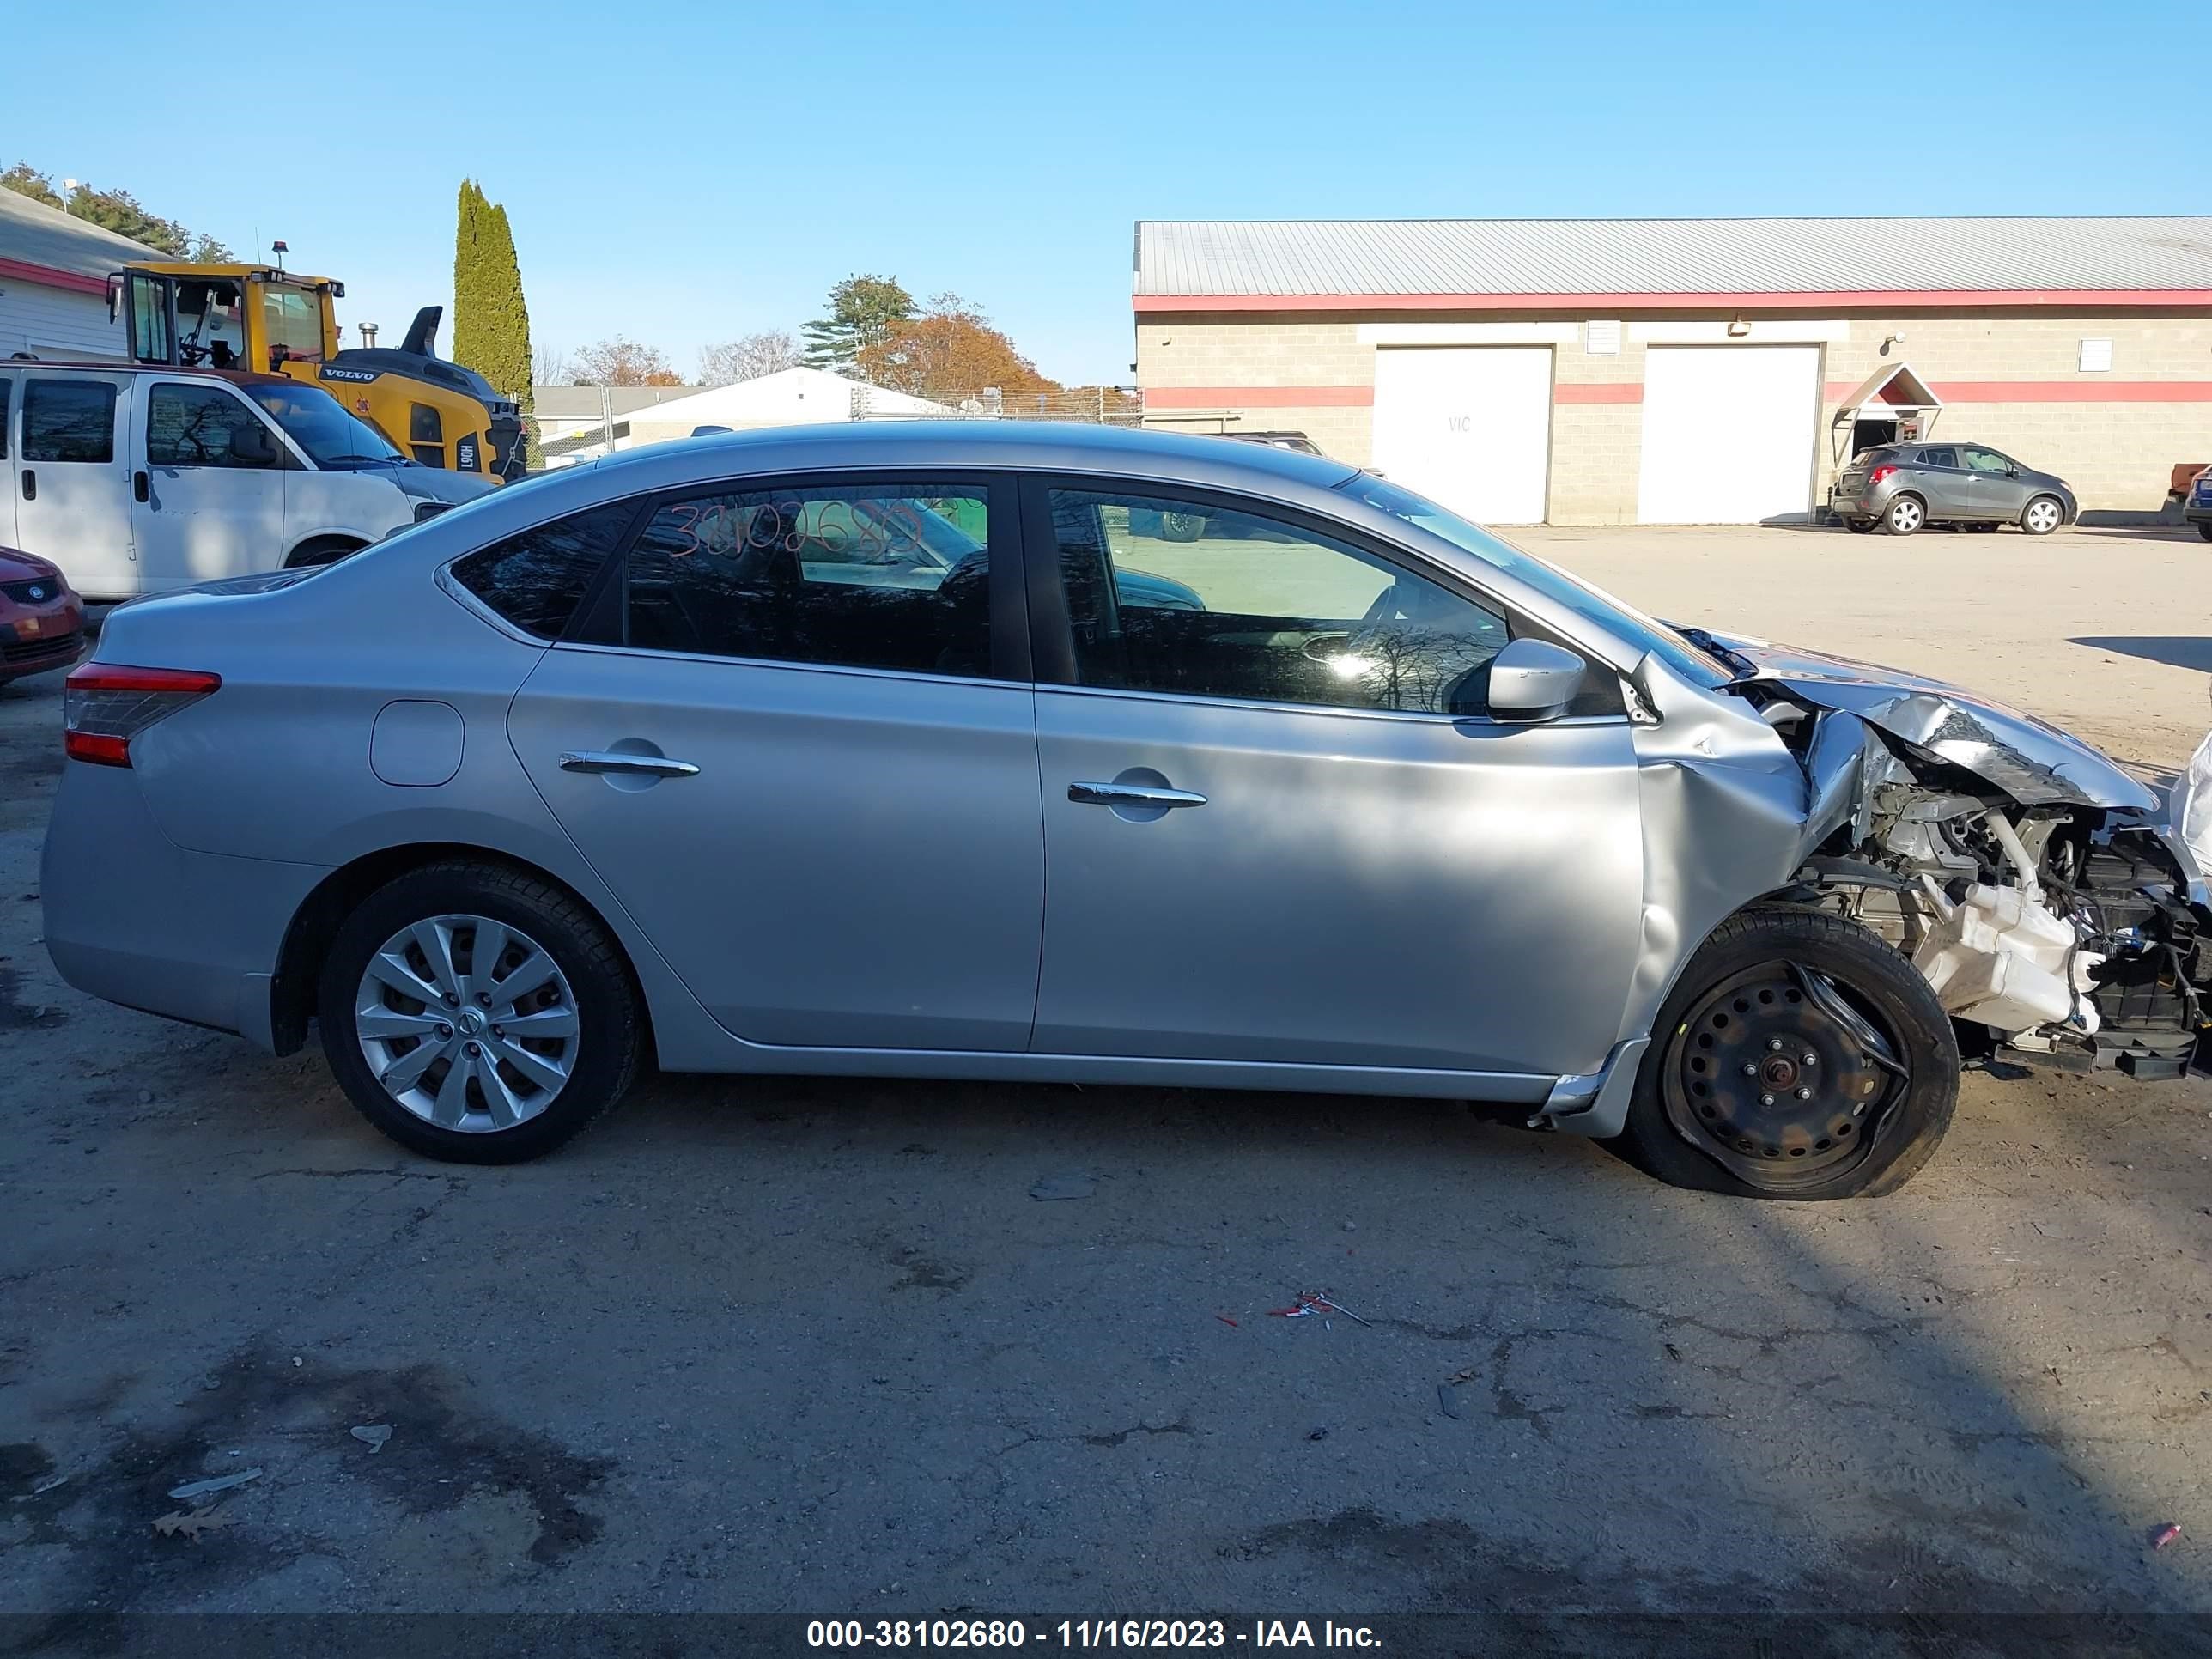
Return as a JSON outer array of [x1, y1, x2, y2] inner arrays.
[[1613, 907, 1958, 1199]]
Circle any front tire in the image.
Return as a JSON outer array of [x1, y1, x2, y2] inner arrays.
[[2021, 496, 2064, 536], [1611, 907, 1959, 1200], [2198, 521, 2212, 543], [1844, 517, 1876, 534], [318, 861, 641, 1164], [1882, 495, 1925, 536]]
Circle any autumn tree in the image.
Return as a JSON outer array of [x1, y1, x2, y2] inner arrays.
[[856, 293, 1059, 404], [699, 330, 799, 385], [452, 180, 540, 465], [569, 337, 683, 386], [801, 275, 913, 375], [1, 161, 233, 259]]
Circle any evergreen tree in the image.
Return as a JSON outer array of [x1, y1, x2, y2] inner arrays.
[[1, 161, 232, 258], [801, 275, 914, 377], [452, 180, 539, 469]]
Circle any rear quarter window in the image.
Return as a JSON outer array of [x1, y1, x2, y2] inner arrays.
[[447, 501, 636, 640]]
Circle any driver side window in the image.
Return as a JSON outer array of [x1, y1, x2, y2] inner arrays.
[[1047, 486, 1509, 716]]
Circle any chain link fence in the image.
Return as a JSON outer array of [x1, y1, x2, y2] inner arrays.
[[848, 386, 1145, 425]]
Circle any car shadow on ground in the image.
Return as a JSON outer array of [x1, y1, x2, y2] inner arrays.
[[2069, 635, 2212, 674], [2068, 523, 2208, 544]]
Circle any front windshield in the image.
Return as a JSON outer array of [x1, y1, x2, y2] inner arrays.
[[1340, 474, 1734, 688], [244, 383, 404, 469]]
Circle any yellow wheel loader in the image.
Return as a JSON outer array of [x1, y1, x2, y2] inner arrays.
[[111, 262, 526, 481]]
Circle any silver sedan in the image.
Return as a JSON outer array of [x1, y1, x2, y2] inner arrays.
[[41, 424, 2212, 1197]]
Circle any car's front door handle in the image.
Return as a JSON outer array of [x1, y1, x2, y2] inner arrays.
[[1068, 781, 1207, 809], [559, 750, 701, 778]]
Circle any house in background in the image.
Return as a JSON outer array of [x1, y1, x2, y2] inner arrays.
[[535, 367, 949, 466], [0, 186, 161, 360], [619, 367, 951, 446]]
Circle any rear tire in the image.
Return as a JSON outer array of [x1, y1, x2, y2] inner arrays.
[[1610, 906, 1959, 1200], [318, 860, 641, 1164], [2021, 496, 2064, 536], [1882, 495, 1925, 536], [2198, 522, 2212, 543]]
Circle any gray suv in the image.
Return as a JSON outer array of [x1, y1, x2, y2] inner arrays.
[[1832, 442, 2075, 537]]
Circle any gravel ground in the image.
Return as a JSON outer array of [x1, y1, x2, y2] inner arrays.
[[3, 528, 2211, 1649]]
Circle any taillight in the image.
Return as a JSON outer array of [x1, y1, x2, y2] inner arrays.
[[63, 665, 222, 767], [1869, 465, 1898, 485]]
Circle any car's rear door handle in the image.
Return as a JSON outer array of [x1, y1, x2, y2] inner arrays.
[[559, 750, 701, 778], [1068, 781, 1207, 809]]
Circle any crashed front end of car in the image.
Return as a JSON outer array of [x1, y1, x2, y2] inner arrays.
[[1706, 637, 2212, 1079]]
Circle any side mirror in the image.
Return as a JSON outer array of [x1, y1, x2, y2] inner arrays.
[[232, 422, 280, 465], [1486, 638, 1588, 723]]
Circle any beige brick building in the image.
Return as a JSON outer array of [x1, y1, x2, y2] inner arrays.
[[1133, 219, 2212, 526]]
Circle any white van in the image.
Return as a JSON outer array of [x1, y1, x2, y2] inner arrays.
[[0, 362, 496, 601]]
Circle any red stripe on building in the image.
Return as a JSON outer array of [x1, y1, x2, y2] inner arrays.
[[1152, 380, 2212, 411], [1133, 289, 2212, 314], [0, 257, 109, 297], [1143, 385, 1374, 409], [1929, 380, 2212, 403]]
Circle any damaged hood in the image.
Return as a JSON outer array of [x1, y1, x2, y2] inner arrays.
[[1715, 636, 2157, 812]]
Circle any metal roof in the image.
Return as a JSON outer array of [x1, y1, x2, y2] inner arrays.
[[1133, 217, 2212, 301], [0, 185, 162, 285]]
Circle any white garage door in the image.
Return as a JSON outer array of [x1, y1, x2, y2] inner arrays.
[[1637, 346, 1820, 524], [1371, 347, 1553, 526]]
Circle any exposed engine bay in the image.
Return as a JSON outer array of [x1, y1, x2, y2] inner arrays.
[[1729, 664, 2212, 1079]]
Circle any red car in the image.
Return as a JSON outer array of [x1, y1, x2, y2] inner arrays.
[[0, 548, 86, 685]]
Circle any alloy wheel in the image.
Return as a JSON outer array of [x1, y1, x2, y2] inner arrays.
[[2024, 499, 2062, 534], [353, 914, 580, 1133], [1659, 960, 1909, 1193], [1887, 499, 1923, 533]]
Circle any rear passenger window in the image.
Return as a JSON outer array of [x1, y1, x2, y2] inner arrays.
[[1917, 447, 1958, 468], [22, 380, 117, 463], [449, 501, 636, 640], [603, 482, 999, 679]]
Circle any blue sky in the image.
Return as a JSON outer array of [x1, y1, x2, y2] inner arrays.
[[3, 0, 2203, 386]]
